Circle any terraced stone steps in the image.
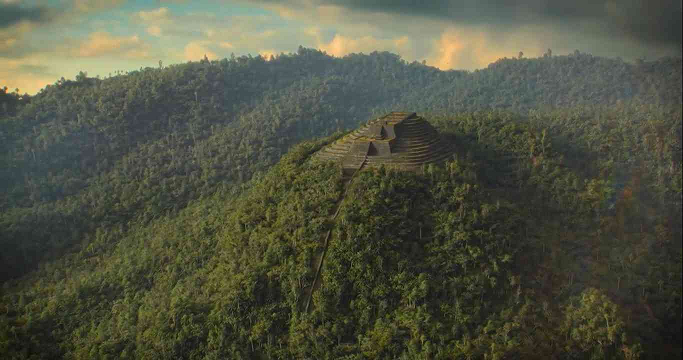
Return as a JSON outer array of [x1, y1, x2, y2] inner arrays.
[[393, 137, 441, 148], [314, 112, 453, 171]]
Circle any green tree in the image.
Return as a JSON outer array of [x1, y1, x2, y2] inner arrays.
[[562, 288, 636, 359]]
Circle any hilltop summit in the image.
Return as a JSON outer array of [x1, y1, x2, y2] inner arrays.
[[315, 112, 454, 172]]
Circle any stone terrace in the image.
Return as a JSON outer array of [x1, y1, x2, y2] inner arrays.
[[315, 112, 454, 172]]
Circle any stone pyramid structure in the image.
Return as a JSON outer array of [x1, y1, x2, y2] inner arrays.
[[315, 112, 453, 172]]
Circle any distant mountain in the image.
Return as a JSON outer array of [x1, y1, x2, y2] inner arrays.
[[0, 48, 680, 359]]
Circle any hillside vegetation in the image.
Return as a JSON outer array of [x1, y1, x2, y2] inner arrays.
[[0, 48, 681, 359]]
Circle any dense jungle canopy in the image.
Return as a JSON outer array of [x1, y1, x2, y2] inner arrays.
[[0, 47, 681, 359]]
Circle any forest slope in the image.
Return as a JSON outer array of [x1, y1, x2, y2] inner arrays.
[[0, 49, 680, 281], [1, 108, 680, 358], [0, 48, 681, 359]]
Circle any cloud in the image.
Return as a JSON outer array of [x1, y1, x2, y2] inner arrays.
[[427, 27, 515, 70], [249, 0, 681, 59], [317, 0, 682, 52], [430, 30, 465, 69], [197, 16, 289, 54], [76, 31, 150, 59], [132, 7, 172, 38], [258, 1, 391, 35], [17, 63, 54, 75], [0, 56, 55, 94], [0, 20, 43, 57], [259, 49, 278, 59], [319, 34, 375, 56], [0, 3, 52, 29], [0, 36, 17, 51], [304, 26, 320, 37], [147, 25, 162, 36], [394, 36, 409, 48], [0, 72, 53, 94], [260, 30, 276, 38], [135, 7, 170, 22], [123, 48, 151, 59], [72, 0, 126, 13], [184, 41, 217, 61], [207, 27, 278, 42], [318, 33, 414, 58]]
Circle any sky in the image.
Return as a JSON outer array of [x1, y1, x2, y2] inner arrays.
[[1, 0, 681, 95]]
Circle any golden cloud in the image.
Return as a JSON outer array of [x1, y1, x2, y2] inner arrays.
[[259, 49, 277, 59], [184, 41, 216, 61], [0, 56, 53, 94], [393, 36, 410, 49], [76, 31, 150, 59], [318, 34, 412, 58], [147, 25, 162, 37], [427, 27, 531, 70], [0, 72, 52, 94], [430, 28, 467, 69]]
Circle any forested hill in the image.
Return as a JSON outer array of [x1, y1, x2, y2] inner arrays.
[[1, 111, 681, 359], [0, 48, 681, 359]]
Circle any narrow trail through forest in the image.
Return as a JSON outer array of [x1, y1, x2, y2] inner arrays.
[[301, 157, 367, 313]]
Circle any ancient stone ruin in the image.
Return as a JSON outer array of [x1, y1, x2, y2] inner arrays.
[[315, 112, 454, 172]]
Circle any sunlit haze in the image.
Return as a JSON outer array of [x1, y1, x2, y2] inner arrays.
[[1, 0, 681, 94]]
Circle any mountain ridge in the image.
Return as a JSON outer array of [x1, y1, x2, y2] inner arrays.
[[0, 48, 681, 359]]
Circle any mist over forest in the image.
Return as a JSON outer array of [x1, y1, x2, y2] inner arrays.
[[1, 44, 681, 360]]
